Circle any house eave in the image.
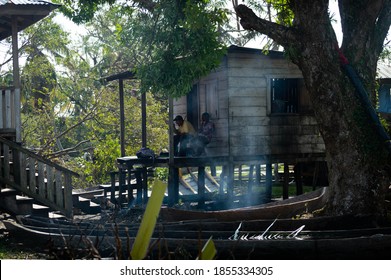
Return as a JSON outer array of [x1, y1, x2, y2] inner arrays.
[[0, 2, 60, 41]]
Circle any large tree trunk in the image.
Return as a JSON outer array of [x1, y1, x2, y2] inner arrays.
[[236, 0, 391, 217]]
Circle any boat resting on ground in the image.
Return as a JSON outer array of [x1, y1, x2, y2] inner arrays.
[[4, 212, 391, 259], [160, 187, 328, 222]]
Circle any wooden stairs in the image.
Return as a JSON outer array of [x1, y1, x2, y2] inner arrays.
[[0, 136, 103, 218]]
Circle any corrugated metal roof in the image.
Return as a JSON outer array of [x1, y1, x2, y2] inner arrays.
[[0, 0, 54, 5], [0, 0, 60, 40]]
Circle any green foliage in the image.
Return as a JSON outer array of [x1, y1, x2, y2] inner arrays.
[[20, 13, 70, 60], [85, 137, 120, 185], [118, 0, 228, 97], [0, 11, 171, 189], [266, 0, 293, 26], [62, 11, 170, 187], [155, 167, 169, 182], [56, 0, 229, 98], [21, 53, 56, 112], [56, 0, 117, 24], [19, 17, 69, 155], [0, 71, 13, 87]]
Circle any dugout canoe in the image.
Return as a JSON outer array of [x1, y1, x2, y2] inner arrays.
[[4, 218, 391, 259], [160, 187, 328, 222], [9, 213, 389, 239], [9, 213, 387, 241]]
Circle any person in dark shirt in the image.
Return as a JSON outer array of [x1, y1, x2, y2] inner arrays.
[[190, 112, 215, 156], [197, 112, 215, 146]]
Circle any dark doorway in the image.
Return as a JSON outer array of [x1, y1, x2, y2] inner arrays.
[[186, 84, 199, 130]]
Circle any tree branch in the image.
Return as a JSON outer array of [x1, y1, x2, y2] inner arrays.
[[47, 139, 91, 159], [133, 0, 156, 12], [340, 0, 390, 63], [40, 111, 95, 152], [234, 4, 299, 46], [373, 0, 391, 58]]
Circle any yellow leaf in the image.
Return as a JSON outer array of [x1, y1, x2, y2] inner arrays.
[[196, 236, 216, 260], [131, 179, 167, 260]]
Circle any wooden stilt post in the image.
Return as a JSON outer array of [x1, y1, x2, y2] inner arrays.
[[256, 165, 261, 185], [312, 161, 320, 191], [295, 163, 304, 195], [142, 167, 148, 204], [283, 163, 290, 199], [141, 92, 147, 148], [227, 163, 235, 206], [118, 164, 126, 207], [247, 165, 254, 205], [265, 163, 272, 202], [119, 79, 125, 157], [135, 169, 142, 204], [110, 172, 116, 203], [167, 96, 177, 206], [11, 18, 22, 184], [168, 167, 179, 206], [198, 166, 205, 209]]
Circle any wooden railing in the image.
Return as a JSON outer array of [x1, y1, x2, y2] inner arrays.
[[0, 87, 21, 142], [0, 136, 77, 218]]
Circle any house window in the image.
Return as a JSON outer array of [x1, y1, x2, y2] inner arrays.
[[271, 78, 298, 113], [270, 78, 311, 114]]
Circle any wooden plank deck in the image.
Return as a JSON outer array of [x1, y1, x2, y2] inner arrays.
[[115, 153, 326, 209]]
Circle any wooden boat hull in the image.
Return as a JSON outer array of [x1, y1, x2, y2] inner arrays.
[[160, 187, 328, 222], [9, 218, 391, 241], [4, 212, 391, 259], [4, 219, 391, 259]]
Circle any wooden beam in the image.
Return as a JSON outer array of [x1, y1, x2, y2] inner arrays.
[[227, 162, 234, 204], [294, 163, 303, 195], [283, 163, 289, 199], [141, 92, 147, 148], [169, 96, 174, 164], [15, 88, 21, 142], [197, 166, 205, 208], [119, 79, 125, 157], [11, 17, 19, 89], [0, 6, 58, 16], [168, 167, 179, 206], [142, 167, 148, 204], [104, 71, 134, 82], [265, 163, 272, 201]]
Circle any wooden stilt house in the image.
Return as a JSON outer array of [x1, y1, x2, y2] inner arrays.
[[169, 45, 327, 205]]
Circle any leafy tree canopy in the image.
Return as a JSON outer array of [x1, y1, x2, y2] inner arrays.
[[0, 11, 169, 187], [56, 0, 229, 97]]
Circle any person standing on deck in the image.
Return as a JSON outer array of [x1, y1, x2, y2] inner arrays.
[[173, 115, 196, 156]]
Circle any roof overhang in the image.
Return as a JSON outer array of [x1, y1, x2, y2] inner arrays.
[[0, 1, 60, 41], [104, 71, 136, 82]]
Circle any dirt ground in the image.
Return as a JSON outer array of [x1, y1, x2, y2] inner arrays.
[[0, 211, 49, 259], [0, 207, 147, 259]]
